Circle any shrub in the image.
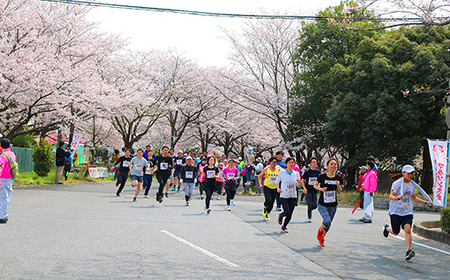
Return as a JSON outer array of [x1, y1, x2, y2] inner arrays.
[[11, 133, 36, 148], [440, 207, 450, 234], [32, 138, 54, 176]]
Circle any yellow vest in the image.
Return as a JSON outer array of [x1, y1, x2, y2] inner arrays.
[[264, 167, 279, 189]]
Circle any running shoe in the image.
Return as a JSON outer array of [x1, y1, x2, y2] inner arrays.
[[227, 206, 231, 211], [281, 226, 288, 233], [362, 219, 372, 223], [231, 200, 236, 206], [278, 214, 283, 225], [317, 227, 324, 242], [383, 224, 389, 238], [171, 187, 176, 191], [217, 196, 220, 200], [359, 217, 365, 222], [142, 186, 145, 190], [307, 219, 312, 223], [186, 201, 189, 206], [262, 209, 269, 221], [276, 206, 282, 211], [319, 239, 325, 247], [144, 195, 148, 198], [115, 181, 119, 187], [165, 193, 168, 198], [133, 197, 136, 202], [206, 208, 211, 214], [201, 195, 204, 200], [116, 193, 120, 197], [405, 249, 415, 260], [177, 188, 180, 193], [159, 198, 163, 203]]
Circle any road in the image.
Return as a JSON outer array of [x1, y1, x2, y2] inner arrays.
[[1, 182, 449, 279]]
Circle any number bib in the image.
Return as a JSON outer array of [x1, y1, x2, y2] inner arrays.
[[176, 159, 182, 165], [122, 161, 130, 168], [323, 190, 336, 203], [308, 177, 317, 186], [286, 184, 296, 193], [227, 173, 235, 180], [207, 170, 216, 179], [199, 166, 204, 173], [268, 176, 277, 185], [135, 163, 143, 170], [145, 169, 152, 175], [160, 162, 168, 170], [186, 171, 193, 179]]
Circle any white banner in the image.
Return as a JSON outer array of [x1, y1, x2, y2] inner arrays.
[[88, 167, 108, 178], [283, 150, 290, 159], [207, 144, 214, 156], [428, 139, 448, 207], [71, 133, 82, 151]]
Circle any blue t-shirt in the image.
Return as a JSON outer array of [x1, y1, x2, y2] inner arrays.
[[130, 157, 149, 176], [277, 160, 287, 169]]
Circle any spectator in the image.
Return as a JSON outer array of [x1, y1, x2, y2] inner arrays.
[[0, 139, 17, 223], [55, 141, 65, 185]]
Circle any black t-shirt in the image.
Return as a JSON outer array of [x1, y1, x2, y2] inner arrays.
[[317, 173, 343, 207], [302, 169, 321, 194], [180, 165, 198, 183], [115, 156, 132, 173], [155, 155, 173, 175], [203, 166, 218, 187], [56, 147, 65, 166]]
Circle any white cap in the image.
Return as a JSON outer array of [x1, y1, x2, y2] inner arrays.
[[186, 156, 192, 160], [402, 165, 416, 173]]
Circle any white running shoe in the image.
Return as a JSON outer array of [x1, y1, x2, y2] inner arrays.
[[227, 206, 231, 211], [206, 208, 211, 214]]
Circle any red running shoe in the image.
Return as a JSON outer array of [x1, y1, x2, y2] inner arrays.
[[317, 227, 324, 241], [319, 239, 325, 247]]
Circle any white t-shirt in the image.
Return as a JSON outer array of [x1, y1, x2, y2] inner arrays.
[[389, 178, 415, 216], [275, 169, 300, 199]]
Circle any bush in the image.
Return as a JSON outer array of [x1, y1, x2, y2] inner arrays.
[[11, 133, 36, 148], [32, 139, 54, 176], [440, 207, 450, 234]]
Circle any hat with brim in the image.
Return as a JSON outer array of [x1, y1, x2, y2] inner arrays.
[[402, 165, 416, 173]]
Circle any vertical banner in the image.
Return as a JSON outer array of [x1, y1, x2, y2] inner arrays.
[[283, 150, 290, 159], [207, 144, 214, 156], [428, 139, 448, 207], [71, 133, 82, 151]]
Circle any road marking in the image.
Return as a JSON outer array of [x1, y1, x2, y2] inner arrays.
[[391, 235, 450, 256], [161, 230, 239, 268]]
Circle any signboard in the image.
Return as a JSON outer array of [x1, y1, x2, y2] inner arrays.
[[207, 144, 214, 156], [428, 139, 448, 207], [71, 133, 82, 151], [88, 167, 108, 178]]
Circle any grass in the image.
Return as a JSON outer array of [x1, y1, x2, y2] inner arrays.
[[13, 166, 114, 187]]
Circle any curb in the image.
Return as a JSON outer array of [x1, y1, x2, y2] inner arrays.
[[413, 221, 450, 245]]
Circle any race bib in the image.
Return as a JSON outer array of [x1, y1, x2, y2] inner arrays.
[[308, 177, 317, 185], [227, 173, 235, 180], [122, 161, 130, 167], [160, 162, 168, 170], [207, 170, 216, 179], [145, 169, 152, 175], [199, 166, 204, 173], [323, 191, 336, 203], [268, 176, 277, 185], [176, 159, 182, 165], [186, 171, 193, 179], [325, 180, 337, 185], [286, 184, 296, 192], [135, 163, 143, 170]]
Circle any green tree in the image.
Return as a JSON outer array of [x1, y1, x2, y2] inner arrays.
[[325, 25, 450, 191], [11, 133, 36, 149], [288, 1, 383, 162], [32, 139, 54, 177]]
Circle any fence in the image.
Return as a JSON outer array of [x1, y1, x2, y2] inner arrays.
[[11, 147, 34, 173]]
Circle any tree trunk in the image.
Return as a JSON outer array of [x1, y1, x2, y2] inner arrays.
[[345, 145, 357, 191]]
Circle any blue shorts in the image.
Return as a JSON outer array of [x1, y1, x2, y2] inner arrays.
[[173, 170, 180, 178], [130, 175, 143, 182], [390, 214, 413, 235]]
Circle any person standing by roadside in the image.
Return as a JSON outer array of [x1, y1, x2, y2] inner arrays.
[[180, 156, 198, 206], [276, 157, 302, 233], [0, 139, 17, 223], [258, 157, 279, 221], [115, 149, 132, 197], [63, 147, 73, 181], [55, 141, 65, 184], [357, 166, 368, 210], [112, 149, 120, 181], [314, 158, 343, 247], [130, 149, 149, 202], [301, 157, 321, 223], [253, 158, 264, 195], [359, 161, 377, 223], [383, 165, 433, 260], [245, 148, 255, 187]]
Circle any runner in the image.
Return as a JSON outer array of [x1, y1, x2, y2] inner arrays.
[[153, 146, 173, 203], [222, 158, 239, 211], [301, 157, 321, 222], [197, 157, 207, 199], [383, 165, 433, 260], [114, 148, 132, 197], [172, 150, 186, 192], [215, 161, 225, 200], [258, 157, 279, 221], [129, 149, 149, 202], [275, 151, 287, 211], [201, 156, 219, 214], [143, 150, 155, 198], [180, 156, 198, 206], [314, 158, 343, 247], [275, 157, 302, 233]]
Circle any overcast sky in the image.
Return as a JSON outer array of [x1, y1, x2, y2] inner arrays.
[[86, 0, 341, 67]]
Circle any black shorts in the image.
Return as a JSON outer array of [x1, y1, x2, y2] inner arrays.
[[390, 214, 413, 234]]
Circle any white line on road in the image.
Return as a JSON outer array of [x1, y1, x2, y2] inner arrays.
[[161, 230, 240, 268], [391, 235, 450, 256]]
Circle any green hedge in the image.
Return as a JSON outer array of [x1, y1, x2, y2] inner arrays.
[[440, 207, 450, 234]]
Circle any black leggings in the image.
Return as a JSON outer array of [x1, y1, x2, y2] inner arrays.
[[263, 186, 278, 214], [225, 182, 237, 206], [204, 182, 215, 209], [280, 198, 296, 227], [116, 172, 128, 195], [156, 173, 170, 198]]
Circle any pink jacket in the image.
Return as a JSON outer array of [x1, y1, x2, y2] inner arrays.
[[363, 168, 377, 193], [0, 148, 17, 179]]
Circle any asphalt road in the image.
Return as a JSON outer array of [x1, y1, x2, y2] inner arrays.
[[1, 182, 449, 279]]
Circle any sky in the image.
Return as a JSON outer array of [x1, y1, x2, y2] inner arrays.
[[86, 0, 341, 67]]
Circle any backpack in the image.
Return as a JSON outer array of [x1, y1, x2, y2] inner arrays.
[[1, 152, 19, 179]]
